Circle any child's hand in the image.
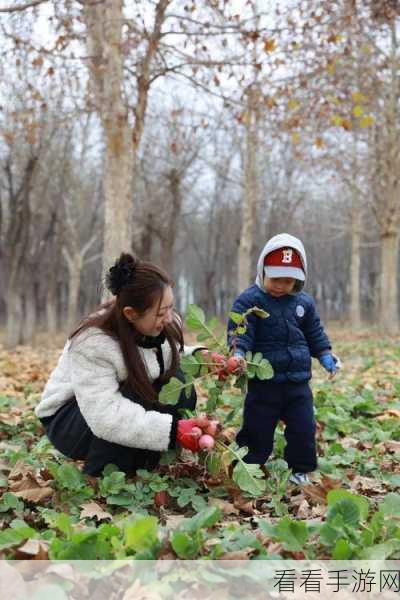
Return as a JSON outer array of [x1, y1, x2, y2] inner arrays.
[[318, 353, 340, 379]]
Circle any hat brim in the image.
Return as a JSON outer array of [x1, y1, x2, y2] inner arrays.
[[264, 266, 305, 281]]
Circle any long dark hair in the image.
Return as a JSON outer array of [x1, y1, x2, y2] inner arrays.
[[70, 253, 183, 406]]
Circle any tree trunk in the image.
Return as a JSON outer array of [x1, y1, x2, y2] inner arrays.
[[64, 251, 83, 333], [5, 288, 23, 348], [161, 169, 182, 273], [238, 87, 259, 291], [380, 232, 399, 334], [22, 280, 36, 344], [83, 0, 134, 273], [83, 0, 170, 280], [349, 198, 362, 327]]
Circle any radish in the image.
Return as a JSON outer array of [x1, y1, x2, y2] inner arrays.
[[198, 434, 215, 450], [191, 426, 202, 438], [226, 356, 243, 374], [204, 420, 220, 436], [195, 414, 209, 428]]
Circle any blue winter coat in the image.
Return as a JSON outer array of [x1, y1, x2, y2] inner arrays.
[[228, 284, 331, 383]]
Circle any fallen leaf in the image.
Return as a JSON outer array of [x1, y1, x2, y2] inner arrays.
[[209, 498, 239, 515], [296, 498, 311, 519], [80, 502, 112, 521], [8, 461, 54, 504], [14, 539, 49, 560], [233, 495, 255, 515], [219, 548, 255, 559]]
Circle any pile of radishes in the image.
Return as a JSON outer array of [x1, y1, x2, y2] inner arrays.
[[191, 413, 221, 450]]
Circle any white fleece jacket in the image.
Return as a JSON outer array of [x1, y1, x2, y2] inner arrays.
[[35, 327, 199, 452]]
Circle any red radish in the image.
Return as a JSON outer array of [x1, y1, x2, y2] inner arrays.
[[204, 420, 220, 436], [217, 368, 228, 381], [226, 356, 243, 374], [200, 349, 210, 360], [191, 426, 202, 438], [211, 352, 226, 365], [195, 414, 209, 428], [154, 491, 170, 507], [199, 434, 215, 450]]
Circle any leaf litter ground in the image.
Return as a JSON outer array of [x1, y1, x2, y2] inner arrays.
[[0, 330, 398, 560]]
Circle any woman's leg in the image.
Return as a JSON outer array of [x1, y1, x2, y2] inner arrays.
[[41, 398, 92, 460]]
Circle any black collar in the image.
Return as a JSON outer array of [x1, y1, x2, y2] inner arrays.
[[136, 331, 166, 349]]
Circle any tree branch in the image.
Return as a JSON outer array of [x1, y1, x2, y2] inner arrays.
[[0, 0, 48, 13]]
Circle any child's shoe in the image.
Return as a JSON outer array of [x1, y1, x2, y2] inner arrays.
[[289, 472, 311, 485]]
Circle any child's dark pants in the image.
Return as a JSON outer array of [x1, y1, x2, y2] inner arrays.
[[236, 379, 317, 473], [40, 378, 196, 477]]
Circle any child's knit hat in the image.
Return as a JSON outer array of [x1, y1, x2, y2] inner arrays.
[[264, 247, 305, 281]]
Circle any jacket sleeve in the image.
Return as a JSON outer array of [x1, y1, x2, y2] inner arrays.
[[227, 292, 258, 356], [68, 337, 175, 451], [301, 298, 332, 358]]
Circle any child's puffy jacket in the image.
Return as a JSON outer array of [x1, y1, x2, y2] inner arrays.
[[228, 284, 331, 383]]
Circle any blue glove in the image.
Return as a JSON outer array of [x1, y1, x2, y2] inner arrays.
[[318, 353, 337, 374]]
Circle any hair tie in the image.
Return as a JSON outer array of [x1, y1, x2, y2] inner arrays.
[[106, 254, 137, 296]]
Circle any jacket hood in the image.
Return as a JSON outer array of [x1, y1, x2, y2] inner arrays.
[[255, 233, 308, 292]]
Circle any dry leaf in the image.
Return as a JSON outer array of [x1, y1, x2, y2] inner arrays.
[[233, 495, 255, 515], [9, 461, 54, 504], [296, 498, 311, 519], [80, 502, 112, 521], [219, 548, 255, 559], [14, 539, 49, 560], [208, 498, 239, 515]]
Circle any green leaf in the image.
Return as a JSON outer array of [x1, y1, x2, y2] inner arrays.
[[54, 513, 73, 539], [274, 516, 309, 551], [252, 352, 263, 364], [250, 307, 269, 318], [229, 311, 244, 325], [196, 331, 211, 343], [359, 540, 400, 559], [332, 538, 353, 559], [185, 506, 222, 532], [99, 470, 126, 496], [181, 355, 200, 377], [327, 489, 369, 521], [171, 531, 201, 559], [0, 522, 36, 550], [380, 493, 400, 518], [256, 359, 274, 380], [328, 498, 360, 527], [158, 377, 185, 405], [0, 492, 24, 513], [124, 516, 159, 552], [186, 304, 206, 330], [56, 463, 85, 490], [232, 461, 266, 497]]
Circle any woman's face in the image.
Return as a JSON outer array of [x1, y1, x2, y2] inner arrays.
[[124, 285, 175, 337]]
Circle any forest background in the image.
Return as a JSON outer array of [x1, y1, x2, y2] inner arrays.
[[0, 0, 399, 347]]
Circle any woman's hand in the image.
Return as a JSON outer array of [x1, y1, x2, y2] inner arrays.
[[176, 418, 202, 452]]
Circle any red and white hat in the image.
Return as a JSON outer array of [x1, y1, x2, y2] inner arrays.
[[264, 247, 305, 281]]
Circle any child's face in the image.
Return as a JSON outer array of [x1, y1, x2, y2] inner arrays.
[[264, 276, 296, 297]]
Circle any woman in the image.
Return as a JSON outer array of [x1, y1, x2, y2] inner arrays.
[[36, 253, 204, 476]]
